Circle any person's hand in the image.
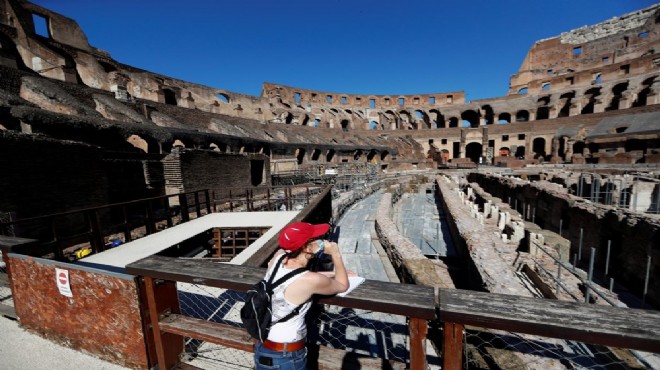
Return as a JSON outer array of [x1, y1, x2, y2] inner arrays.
[[323, 241, 341, 257]]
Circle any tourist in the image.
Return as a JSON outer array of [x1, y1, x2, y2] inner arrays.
[[254, 222, 349, 370]]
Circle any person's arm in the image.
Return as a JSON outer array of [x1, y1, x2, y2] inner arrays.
[[310, 241, 349, 295]]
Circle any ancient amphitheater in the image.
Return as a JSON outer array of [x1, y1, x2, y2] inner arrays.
[[1, 1, 659, 370]]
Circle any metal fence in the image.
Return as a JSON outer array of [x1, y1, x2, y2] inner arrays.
[[575, 174, 660, 214], [464, 327, 660, 370], [175, 282, 418, 369]]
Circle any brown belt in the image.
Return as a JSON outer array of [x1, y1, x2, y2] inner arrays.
[[262, 339, 305, 352]]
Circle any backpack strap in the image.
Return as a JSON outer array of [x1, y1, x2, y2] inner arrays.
[[268, 253, 308, 325]]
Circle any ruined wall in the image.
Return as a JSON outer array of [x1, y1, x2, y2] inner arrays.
[[468, 172, 660, 307], [374, 192, 452, 288], [9, 255, 148, 369]]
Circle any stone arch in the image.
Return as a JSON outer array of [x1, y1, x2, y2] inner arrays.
[[380, 151, 390, 161], [384, 110, 399, 130], [448, 117, 459, 128], [367, 149, 378, 162], [532, 137, 547, 159], [326, 149, 335, 162], [461, 110, 480, 128], [399, 110, 414, 129], [216, 93, 230, 103], [429, 109, 445, 128], [465, 142, 482, 163], [353, 149, 363, 161], [515, 110, 529, 122], [536, 106, 550, 120], [340, 119, 350, 131], [633, 76, 656, 107], [301, 114, 310, 126], [311, 148, 322, 161], [499, 147, 510, 156], [481, 105, 495, 125], [498, 113, 511, 124], [415, 110, 431, 129], [284, 112, 294, 124], [606, 82, 629, 111], [558, 91, 575, 117], [581, 87, 601, 114], [295, 148, 306, 164]]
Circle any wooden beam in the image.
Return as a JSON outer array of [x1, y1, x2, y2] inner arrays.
[[443, 322, 463, 370], [409, 318, 427, 370]]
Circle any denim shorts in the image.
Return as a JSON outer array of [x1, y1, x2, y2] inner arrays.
[[254, 341, 307, 370]]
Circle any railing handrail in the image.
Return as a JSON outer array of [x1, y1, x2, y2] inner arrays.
[[126, 255, 660, 355]]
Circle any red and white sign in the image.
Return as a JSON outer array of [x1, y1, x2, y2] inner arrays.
[[55, 268, 72, 297]]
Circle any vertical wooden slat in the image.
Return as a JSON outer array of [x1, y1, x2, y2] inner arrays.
[[164, 197, 173, 228], [443, 322, 463, 370], [144, 277, 168, 369], [122, 205, 132, 242], [88, 210, 105, 253], [194, 192, 201, 217], [179, 194, 190, 222], [409, 318, 427, 370], [145, 200, 156, 235], [205, 189, 212, 214]]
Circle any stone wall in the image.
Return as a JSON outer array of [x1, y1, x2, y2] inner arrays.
[[468, 172, 660, 307], [374, 192, 452, 288], [9, 255, 148, 369]]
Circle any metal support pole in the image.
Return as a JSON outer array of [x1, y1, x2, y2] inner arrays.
[[572, 254, 577, 272], [556, 248, 562, 296], [586, 247, 595, 303], [578, 228, 583, 261], [609, 277, 614, 292], [532, 207, 536, 224], [559, 219, 563, 237], [577, 174, 583, 197], [632, 176, 639, 211], [605, 240, 611, 278], [642, 255, 651, 308]]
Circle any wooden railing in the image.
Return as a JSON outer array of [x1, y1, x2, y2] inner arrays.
[[126, 256, 660, 370]]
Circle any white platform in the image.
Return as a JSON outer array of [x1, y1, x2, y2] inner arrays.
[[83, 211, 299, 268]]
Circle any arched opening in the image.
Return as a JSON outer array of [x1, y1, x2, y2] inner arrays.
[[127, 135, 149, 153], [311, 149, 321, 161], [448, 117, 459, 128], [482, 105, 494, 125], [558, 137, 568, 162], [518, 87, 528, 94], [558, 91, 575, 117], [515, 110, 529, 122], [296, 148, 306, 164], [498, 113, 511, 124], [625, 139, 647, 153], [499, 147, 511, 156], [341, 119, 350, 131], [216, 93, 230, 103], [98, 60, 117, 73], [354, 149, 363, 161], [301, 115, 310, 126], [415, 110, 431, 128], [367, 150, 377, 162], [429, 109, 445, 128], [542, 83, 551, 91], [581, 87, 601, 115], [536, 106, 550, 120], [326, 149, 335, 162], [461, 110, 480, 128], [514, 146, 525, 158], [465, 142, 483, 163], [606, 82, 629, 111], [380, 151, 389, 161], [250, 159, 264, 186], [163, 89, 177, 105], [633, 77, 656, 107], [573, 141, 585, 157], [369, 121, 379, 130], [399, 111, 414, 129], [283, 112, 293, 124], [532, 138, 546, 159]]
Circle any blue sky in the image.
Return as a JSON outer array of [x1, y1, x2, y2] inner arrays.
[[32, 0, 658, 101]]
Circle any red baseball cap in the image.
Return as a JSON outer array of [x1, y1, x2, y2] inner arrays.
[[278, 222, 330, 251]]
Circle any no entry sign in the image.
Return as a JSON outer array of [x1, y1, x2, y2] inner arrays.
[[55, 268, 73, 297]]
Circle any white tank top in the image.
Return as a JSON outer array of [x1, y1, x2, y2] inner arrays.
[[264, 258, 311, 342]]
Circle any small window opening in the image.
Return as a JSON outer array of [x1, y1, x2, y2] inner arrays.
[[518, 134, 525, 140], [547, 69, 553, 74], [341, 96, 347, 104], [542, 83, 551, 91], [326, 95, 333, 103], [314, 119, 320, 127], [355, 97, 361, 103], [639, 31, 650, 38], [294, 92, 301, 104], [594, 73, 602, 84], [502, 135, 509, 142], [566, 77, 574, 85], [413, 97, 420, 105], [311, 93, 317, 101], [429, 96, 435, 104], [615, 127, 627, 133], [398, 97, 405, 106], [441, 139, 447, 145], [602, 56, 609, 62], [518, 87, 528, 94], [573, 47, 582, 56], [384, 98, 390, 105], [32, 13, 50, 38], [369, 99, 376, 109], [428, 139, 434, 144], [620, 64, 630, 74], [446, 95, 453, 104]]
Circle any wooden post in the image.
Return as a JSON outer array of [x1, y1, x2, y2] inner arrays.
[[179, 194, 190, 222], [88, 210, 105, 253], [205, 189, 212, 214], [142, 277, 182, 370], [122, 205, 132, 242], [443, 322, 463, 370], [194, 192, 201, 217], [409, 318, 427, 370]]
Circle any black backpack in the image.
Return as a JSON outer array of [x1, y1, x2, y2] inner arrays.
[[240, 254, 306, 341]]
